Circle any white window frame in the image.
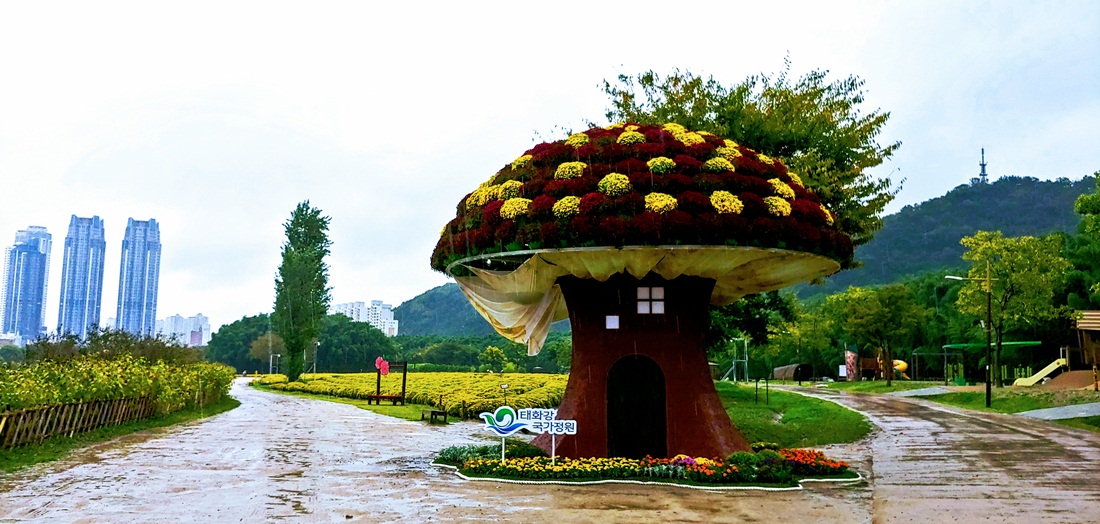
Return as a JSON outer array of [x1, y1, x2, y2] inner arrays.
[[636, 286, 665, 315]]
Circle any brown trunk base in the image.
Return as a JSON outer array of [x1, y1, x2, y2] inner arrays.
[[534, 273, 750, 459]]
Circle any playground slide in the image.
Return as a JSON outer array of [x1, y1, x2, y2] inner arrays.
[[893, 360, 910, 380], [1012, 358, 1068, 387]]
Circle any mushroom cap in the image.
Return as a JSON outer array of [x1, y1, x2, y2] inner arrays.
[[432, 122, 852, 274]]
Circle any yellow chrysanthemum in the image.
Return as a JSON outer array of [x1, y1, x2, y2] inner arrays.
[[499, 180, 524, 200], [715, 146, 742, 163], [616, 130, 646, 145], [662, 123, 687, 134], [703, 157, 735, 173], [552, 196, 581, 218], [554, 161, 588, 180], [625, 124, 640, 132], [605, 122, 625, 130], [764, 196, 792, 217], [646, 156, 676, 174], [674, 131, 705, 146], [468, 184, 496, 206], [511, 154, 533, 170], [820, 204, 835, 226], [710, 191, 743, 214], [597, 173, 632, 196], [757, 153, 776, 165], [768, 178, 796, 200], [645, 192, 677, 214], [565, 132, 590, 148], [698, 131, 714, 137], [723, 139, 739, 148], [787, 172, 804, 187], [500, 198, 532, 220]]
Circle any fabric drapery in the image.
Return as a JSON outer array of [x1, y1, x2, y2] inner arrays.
[[450, 246, 839, 355]]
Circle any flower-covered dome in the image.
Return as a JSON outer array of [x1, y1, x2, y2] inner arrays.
[[431, 123, 852, 273]]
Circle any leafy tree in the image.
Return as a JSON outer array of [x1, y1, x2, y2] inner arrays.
[[830, 285, 927, 386], [316, 314, 397, 372], [273, 202, 332, 382], [956, 231, 1072, 386], [205, 314, 271, 372], [248, 332, 285, 368], [603, 64, 900, 248], [416, 341, 479, 367], [0, 345, 24, 363], [478, 345, 509, 372]]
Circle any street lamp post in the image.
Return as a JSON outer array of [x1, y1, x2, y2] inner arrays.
[[947, 260, 996, 408]]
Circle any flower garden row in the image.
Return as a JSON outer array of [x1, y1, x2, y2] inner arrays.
[[0, 354, 237, 415], [436, 441, 854, 488], [431, 122, 854, 273], [258, 372, 567, 416]]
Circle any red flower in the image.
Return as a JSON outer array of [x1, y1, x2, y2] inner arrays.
[[676, 191, 711, 214], [738, 192, 767, 217], [634, 142, 665, 157], [663, 210, 695, 238], [672, 154, 703, 173], [494, 220, 517, 243], [599, 216, 628, 245], [539, 222, 560, 245], [528, 195, 557, 218], [607, 192, 645, 215], [579, 192, 606, 215], [570, 215, 600, 242], [482, 201, 504, 227], [791, 199, 828, 226], [629, 212, 662, 243], [612, 158, 650, 175]]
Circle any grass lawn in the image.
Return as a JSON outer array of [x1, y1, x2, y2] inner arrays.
[[253, 383, 441, 422], [0, 395, 240, 473], [921, 388, 1100, 414], [715, 382, 871, 447], [1055, 416, 1100, 432]]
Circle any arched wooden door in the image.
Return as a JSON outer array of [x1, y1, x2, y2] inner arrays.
[[606, 355, 666, 458]]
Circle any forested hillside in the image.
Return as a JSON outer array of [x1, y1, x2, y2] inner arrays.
[[806, 176, 1093, 298], [394, 283, 571, 336]]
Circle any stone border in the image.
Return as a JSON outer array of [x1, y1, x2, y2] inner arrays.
[[434, 463, 862, 492]]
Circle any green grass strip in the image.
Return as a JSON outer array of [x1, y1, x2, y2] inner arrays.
[[1, 395, 240, 473], [716, 382, 871, 447]]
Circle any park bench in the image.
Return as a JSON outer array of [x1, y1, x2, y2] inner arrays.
[[365, 394, 405, 405], [421, 395, 448, 424]]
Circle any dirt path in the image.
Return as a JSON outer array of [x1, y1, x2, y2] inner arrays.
[[3, 381, 1096, 523]]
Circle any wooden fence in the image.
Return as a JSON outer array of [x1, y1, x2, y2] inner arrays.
[[0, 397, 156, 450]]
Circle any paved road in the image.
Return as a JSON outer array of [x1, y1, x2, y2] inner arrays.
[[2, 380, 1098, 523], [784, 386, 1100, 523]]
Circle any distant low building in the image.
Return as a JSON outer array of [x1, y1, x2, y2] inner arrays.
[[0, 332, 23, 348], [330, 300, 399, 336], [155, 313, 211, 346]]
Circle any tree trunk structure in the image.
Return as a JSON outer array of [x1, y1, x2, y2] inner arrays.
[[534, 273, 751, 459]]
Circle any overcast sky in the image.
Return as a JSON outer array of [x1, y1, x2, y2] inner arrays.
[[2, 1, 1098, 332]]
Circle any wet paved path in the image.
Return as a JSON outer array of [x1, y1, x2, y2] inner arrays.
[[783, 386, 1100, 524], [1, 380, 1098, 523]]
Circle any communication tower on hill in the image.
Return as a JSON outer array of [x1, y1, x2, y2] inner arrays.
[[971, 148, 989, 185]]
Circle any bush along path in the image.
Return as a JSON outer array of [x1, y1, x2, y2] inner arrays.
[[0, 354, 236, 450]]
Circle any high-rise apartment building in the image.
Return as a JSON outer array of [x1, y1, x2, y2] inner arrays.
[[155, 313, 211, 346], [1, 226, 52, 340], [330, 299, 399, 336], [57, 216, 106, 339], [116, 218, 161, 336]]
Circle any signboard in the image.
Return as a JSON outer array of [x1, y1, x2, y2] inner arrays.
[[479, 406, 577, 462]]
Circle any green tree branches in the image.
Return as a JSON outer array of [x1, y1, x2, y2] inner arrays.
[[273, 202, 332, 382], [603, 65, 900, 248]]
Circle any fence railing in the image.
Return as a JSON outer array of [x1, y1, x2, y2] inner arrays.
[[0, 397, 156, 450]]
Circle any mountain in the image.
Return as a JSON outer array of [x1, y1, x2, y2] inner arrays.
[[805, 175, 1094, 297], [394, 283, 571, 337], [398, 176, 1094, 334]]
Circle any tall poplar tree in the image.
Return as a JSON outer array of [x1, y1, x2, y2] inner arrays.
[[273, 201, 332, 382]]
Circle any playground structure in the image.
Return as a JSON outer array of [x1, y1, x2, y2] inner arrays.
[[847, 350, 909, 381], [1012, 356, 1068, 387]]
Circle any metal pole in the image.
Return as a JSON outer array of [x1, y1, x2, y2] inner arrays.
[[985, 260, 993, 408]]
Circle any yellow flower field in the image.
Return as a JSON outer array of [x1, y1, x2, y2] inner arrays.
[[265, 372, 568, 417]]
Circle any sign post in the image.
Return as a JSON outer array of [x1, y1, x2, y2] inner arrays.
[[479, 406, 578, 464]]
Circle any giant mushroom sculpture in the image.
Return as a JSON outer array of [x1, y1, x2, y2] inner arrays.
[[432, 123, 853, 459]]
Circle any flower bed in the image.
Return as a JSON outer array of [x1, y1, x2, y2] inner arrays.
[[431, 122, 853, 273], [0, 354, 237, 415], [439, 447, 855, 488], [260, 372, 567, 417]]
